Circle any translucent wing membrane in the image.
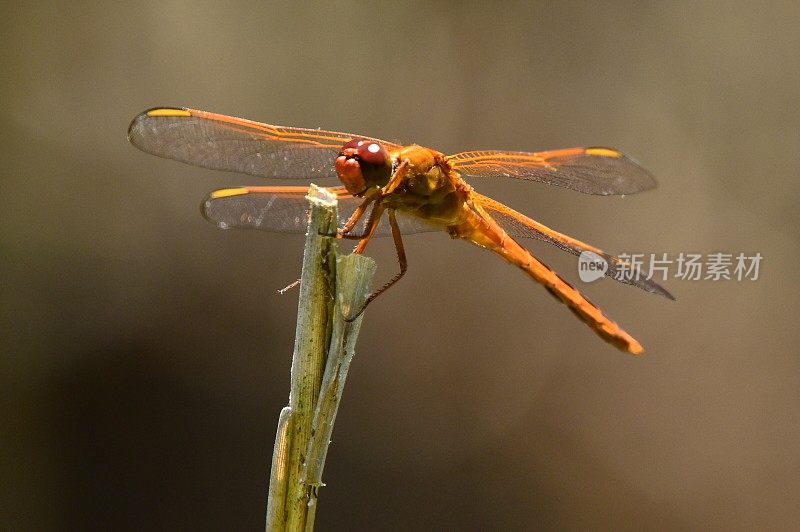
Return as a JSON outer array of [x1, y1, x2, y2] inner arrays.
[[471, 192, 674, 299], [128, 107, 400, 180], [202, 186, 440, 237], [449, 147, 656, 195]]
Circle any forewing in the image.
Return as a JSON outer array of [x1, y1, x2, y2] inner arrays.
[[449, 147, 656, 195], [472, 192, 674, 299], [128, 107, 400, 180], [202, 186, 440, 237]]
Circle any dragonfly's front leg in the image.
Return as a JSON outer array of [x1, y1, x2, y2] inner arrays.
[[339, 159, 408, 240], [345, 208, 408, 321], [338, 188, 379, 239], [352, 203, 385, 254], [381, 159, 410, 195]]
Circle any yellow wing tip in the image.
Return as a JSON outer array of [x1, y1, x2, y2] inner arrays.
[[145, 108, 192, 117], [210, 187, 250, 199], [586, 147, 622, 158]]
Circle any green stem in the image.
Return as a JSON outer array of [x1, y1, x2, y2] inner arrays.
[[265, 185, 375, 531], [303, 254, 376, 529], [264, 407, 292, 528]]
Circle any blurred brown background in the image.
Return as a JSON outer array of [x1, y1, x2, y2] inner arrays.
[[2, 1, 799, 530]]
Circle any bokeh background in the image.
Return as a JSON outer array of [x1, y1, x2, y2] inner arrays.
[[3, 1, 799, 530]]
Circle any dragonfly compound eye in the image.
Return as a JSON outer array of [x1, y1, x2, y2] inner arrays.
[[357, 142, 391, 188], [356, 141, 388, 167], [336, 139, 392, 193], [335, 152, 365, 194]]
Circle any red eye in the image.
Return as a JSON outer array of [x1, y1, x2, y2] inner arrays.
[[357, 142, 388, 167], [336, 139, 391, 193], [342, 138, 363, 150], [335, 154, 365, 194]]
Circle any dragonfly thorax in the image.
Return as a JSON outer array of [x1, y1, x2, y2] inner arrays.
[[393, 145, 453, 197]]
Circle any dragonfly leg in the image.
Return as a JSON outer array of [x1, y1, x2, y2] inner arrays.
[[352, 203, 385, 254], [339, 161, 407, 240], [339, 189, 379, 238], [339, 205, 379, 240], [381, 160, 409, 195], [345, 209, 407, 322]]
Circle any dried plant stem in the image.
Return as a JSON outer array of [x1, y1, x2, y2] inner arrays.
[[265, 185, 376, 532]]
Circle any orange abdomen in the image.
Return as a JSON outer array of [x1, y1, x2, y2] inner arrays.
[[449, 204, 644, 354]]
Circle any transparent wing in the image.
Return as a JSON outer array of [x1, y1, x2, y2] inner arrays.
[[449, 147, 657, 196], [128, 107, 401, 180], [471, 192, 674, 299], [202, 186, 441, 237]]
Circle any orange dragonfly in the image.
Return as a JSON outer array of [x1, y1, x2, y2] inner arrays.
[[128, 107, 672, 355]]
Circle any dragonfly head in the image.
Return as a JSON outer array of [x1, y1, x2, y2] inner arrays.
[[335, 139, 392, 194]]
